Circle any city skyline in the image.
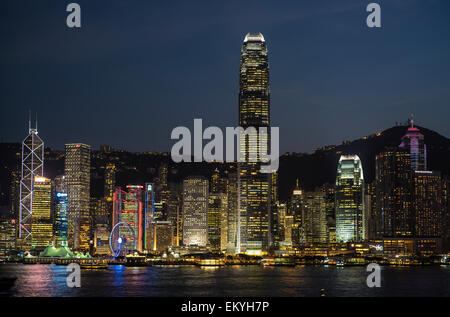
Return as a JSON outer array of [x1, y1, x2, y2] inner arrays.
[[1, 1, 450, 154]]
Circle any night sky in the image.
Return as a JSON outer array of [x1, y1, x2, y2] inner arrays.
[[1, 0, 449, 154]]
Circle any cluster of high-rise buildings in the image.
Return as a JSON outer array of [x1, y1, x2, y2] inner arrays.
[[0, 33, 448, 258]]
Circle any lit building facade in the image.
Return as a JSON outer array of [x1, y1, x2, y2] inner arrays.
[[399, 119, 427, 171], [414, 171, 442, 237], [237, 32, 271, 255], [335, 155, 364, 242], [303, 191, 327, 245], [208, 193, 227, 252], [147, 220, 174, 252], [31, 176, 53, 250], [113, 185, 144, 252], [0, 217, 16, 256], [182, 176, 209, 247], [104, 163, 116, 201], [144, 183, 156, 251], [375, 147, 414, 238], [65, 143, 91, 251], [54, 192, 68, 247]]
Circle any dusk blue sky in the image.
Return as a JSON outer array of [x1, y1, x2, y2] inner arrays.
[[1, 0, 449, 153]]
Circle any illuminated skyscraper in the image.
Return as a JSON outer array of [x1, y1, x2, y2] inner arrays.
[[399, 116, 427, 171], [182, 176, 209, 247], [208, 193, 227, 251], [414, 171, 442, 237], [52, 175, 68, 247], [54, 192, 68, 247], [144, 183, 155, 250], [113, 185, 144, 252], [303, 191, 327, 245], [31, 176, 53, 250], [65, 143, 91, 251], [104, 163, 116, 201], [375, 147, 414, 238], [19, 117, 44, 249], [237, 32, 271, 255], [335, 155, 364, 242], [290, 180, 305, 247]]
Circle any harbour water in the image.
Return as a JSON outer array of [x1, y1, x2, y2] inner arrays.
[[1, 263, 450, 297]]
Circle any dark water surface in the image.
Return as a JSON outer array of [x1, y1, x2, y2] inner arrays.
[[1, 263, 450, 297]]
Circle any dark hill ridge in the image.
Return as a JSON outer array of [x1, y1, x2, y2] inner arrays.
[[278, 125, 450, 202]]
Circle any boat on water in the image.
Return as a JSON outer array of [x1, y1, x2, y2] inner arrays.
[[195, 258, 225, 266], [261, 257, 296, 267], [80, 260, 109, 270], [124, 255, 148, 267], [0, 277, 17, 291]]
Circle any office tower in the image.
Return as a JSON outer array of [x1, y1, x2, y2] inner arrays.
[[365, 181, 377, 240], [65, 143, 91, 251], [144, 183, 155, 250], [113, 185, 144, 252], [0, 217, 16, 256], [375, 147, 414, 238], [335, 155, 364, 242], [290, 180, 304, 247], [31, 176, 53, 250], [52, 175, 67, 247], [182, 176, 209, 247], [104, 163, 116, 201], [147, 220, 174, 252], [414, 171, 442, 237], [237, 32, 271, 255], [226, 171, 238, 253], [166, 195, 182, 247], [211, 169, 228, 194], [91, 198, 110, 255], [303, 191, 328, 245], [54, 192, 68, 247], [320, 183, 336, 244], [9, 170, 20, 222], [19, 118, 44, 249], [399, 117, 427, 171], [208, 193, 227, 252]]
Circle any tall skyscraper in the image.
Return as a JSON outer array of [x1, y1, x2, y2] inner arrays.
[[375, 147, 414, 238], [31, 176, 53, 250], [226, 171, 238, 253], [65, 143, 91, 251], [414, 171, 442, 237], [144, 183, 155, 250], [113, 185, 144, 252], [53, 175, 68, 247], [19, 117, 44, 249], [303, 191, 328, 245], [104, 163, 116, 201], [182, 176, 209, 247], [208, 193, 227, 252], [399, 117, 427, 171], [335, 155, 364, 243], [237, 32, 271, 255], [54, 192, 68, 247]]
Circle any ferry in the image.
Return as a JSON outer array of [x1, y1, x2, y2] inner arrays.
[[80, 260, 108, 270], [261, 257, 296, 267], [194, 258, 225, 266], [125, 255, 148, 267]]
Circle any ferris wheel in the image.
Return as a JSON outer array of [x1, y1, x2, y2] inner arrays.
[[109, 222, 136, 257]]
